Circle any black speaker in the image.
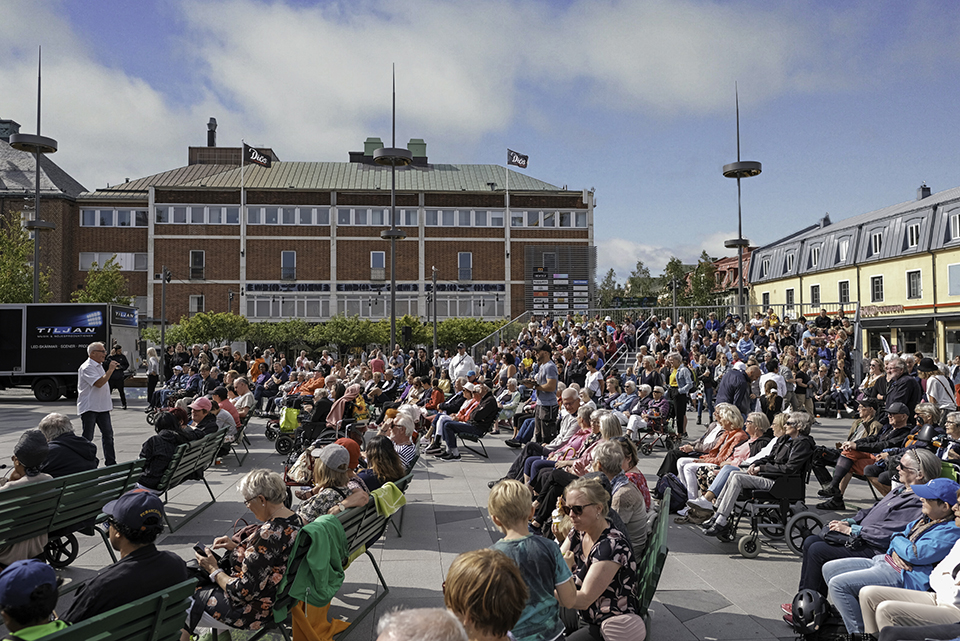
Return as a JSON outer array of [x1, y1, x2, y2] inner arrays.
[[402, 326, 412, 342]]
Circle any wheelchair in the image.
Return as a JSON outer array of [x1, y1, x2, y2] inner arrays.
[[714, 468, 824, 559], [636, 409, 678, 456]]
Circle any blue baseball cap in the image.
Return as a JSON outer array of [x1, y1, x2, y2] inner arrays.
[[103, 489, 166, 532], [0, 559, 56, 608], [912, 478, 960, 506]]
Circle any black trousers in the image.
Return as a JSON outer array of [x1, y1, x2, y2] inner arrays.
[[798, 534, 877, 596], [657, 447, 699, 478], [532, 467, 578, 525], [506, 443, 548, 480]]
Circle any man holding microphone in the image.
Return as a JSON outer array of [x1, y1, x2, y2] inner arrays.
[[78, 341, 118, 466]]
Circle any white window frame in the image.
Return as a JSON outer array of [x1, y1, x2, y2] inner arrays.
[[811, 246, 820, 268], [870, 275, 884, 303], [190, 250, 205, 281], [785, 253, 794, 272], [906, 269, 922, 300], [952, 213, 960, 241], [189, 295, 205, 316], [838, 280, 850, 304], [78, 252, 148, 272], [838, 237, 849, 262], [871, 231, 883, 256], [907, 223, 921, 249], [81, 208, 148, 228], [370, 251, 386, 270], [760, 258, 770, 278], [489, 210, 504, 228]]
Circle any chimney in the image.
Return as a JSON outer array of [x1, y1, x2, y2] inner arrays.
[[207, 117, 217, 147], [363, 137, 384, 156], [820, 213, 831, 228], [0, 119, 21, 142], [918, 183, 931, 200]]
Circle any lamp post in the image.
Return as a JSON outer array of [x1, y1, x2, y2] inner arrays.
[[722, 86, 761, 320], [373, 66, 412, 351]]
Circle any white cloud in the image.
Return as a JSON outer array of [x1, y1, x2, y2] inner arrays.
[[596, 230, 739, 281]]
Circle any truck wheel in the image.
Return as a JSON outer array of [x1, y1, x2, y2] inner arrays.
[[34, 378, 62, 402]]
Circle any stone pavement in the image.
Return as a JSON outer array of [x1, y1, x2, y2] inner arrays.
[[0, 388, 873, 641]]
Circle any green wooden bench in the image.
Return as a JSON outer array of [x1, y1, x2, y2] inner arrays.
[[0, 460, 145, 569], [387, 459, 417, 538], [636, 487, 671, 625], [154, 428, 228, 532], [44, 579, 196, 641]]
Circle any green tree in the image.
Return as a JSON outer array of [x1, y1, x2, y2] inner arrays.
[[322, 315, 364, 355], [437, 317, 501, 350], [624, 259, 658, 299], [688, 251, 719, 307], [596, 268, 621, 308], [175, 311, 249, 346], [662, 256, 692, 306], [71, 255, 132, 304], [0, 214, 51, 303]]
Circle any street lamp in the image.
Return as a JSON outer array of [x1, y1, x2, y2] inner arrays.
[[374, 65, 412, 351], [722, 86, 761, 320]]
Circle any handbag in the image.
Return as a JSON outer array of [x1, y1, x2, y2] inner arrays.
[[599, 613, 647, 641]]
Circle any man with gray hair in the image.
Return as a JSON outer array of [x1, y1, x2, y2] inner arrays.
[[884, 356, 921, 421], [376, 607, 467, 641], [78, 342, 118, 466], [38, 413, 98, 477]]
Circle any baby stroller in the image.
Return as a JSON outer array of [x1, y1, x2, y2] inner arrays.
[[636, 408, 677, 456]]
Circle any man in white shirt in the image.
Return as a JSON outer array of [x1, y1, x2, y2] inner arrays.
[[448, 343, 476, 381], [759, 357, 787, 398], [232, 378, 256, 419], [77, 342, 118, 466]]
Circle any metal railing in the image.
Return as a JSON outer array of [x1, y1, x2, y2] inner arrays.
[[471, 311, 532, 361]]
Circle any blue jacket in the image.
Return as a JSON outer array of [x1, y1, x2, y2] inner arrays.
[[675, 366, 694, 395], [887, 517, 960, 591]]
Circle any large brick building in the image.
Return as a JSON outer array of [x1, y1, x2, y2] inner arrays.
[[60, 130, 596, 325]]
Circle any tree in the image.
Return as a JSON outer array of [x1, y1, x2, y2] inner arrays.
[[71, 255, 132, 304], [624, 259, 658, 299], [688, 251, 719, 307], [172, 312, 250, 346], [596, 268, 621, 308], [662, 256, 692, 307], [0, 214, 51, 303]]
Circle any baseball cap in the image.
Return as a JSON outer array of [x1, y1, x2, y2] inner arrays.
[[535, 341, 552, 353], [312, 443, 350, 472], [912, 478, 960, 506], [103, 490, 165, 532], [174, 365, 183, 371], [0, 559, 57, 609], [457, 342, 467, 349], [887, 402, 909, 416], [335, 438, 361, 470], [466, 370, 476, 377], [188, 397, 212, 411], [14, 429, 48, 470]]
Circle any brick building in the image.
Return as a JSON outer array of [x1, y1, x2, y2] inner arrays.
[[69, 132, 596, 325]]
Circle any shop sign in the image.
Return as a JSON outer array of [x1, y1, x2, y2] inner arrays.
[[859, 304, 905, 318]]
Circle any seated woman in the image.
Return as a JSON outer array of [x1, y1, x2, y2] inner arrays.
[[615, 437, 651, 510], [599, 378, 621, 411], [137, 412, 194, 491], [859, 486, 960, 638], [685, 412, 771, 518], [675, 403, 746, 513], [758, 380, 782, 425], [937, 411, 960, 463], [186, 469, 302, 636], [830, 369, 853, 418], [297, 444, 369, 522], [523, 407, 602, 487], [559, 477, 646, 641], [496, 378, 522, 430], [822, 478, 960, 637], [358, 435, 406, 492], [591, 441, 648, 555], [812, 398, 884, 493], [0, 431, 52, 566]]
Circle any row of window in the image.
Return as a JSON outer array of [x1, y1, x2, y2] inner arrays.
[[761, 271, 924, 308], [234, 294, 505, 320]]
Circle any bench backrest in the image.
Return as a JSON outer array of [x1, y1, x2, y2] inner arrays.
[[636, 487, 670, 619], [393, 470, 415, 494], [338, 497, 389, 555], [44, 579, 197, 641], [156, 428, 227, 491], [0, 461, 145, 548]]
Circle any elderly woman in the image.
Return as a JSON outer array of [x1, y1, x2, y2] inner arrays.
[[591, 440, 648, 555], [37, 412, 98, 477], [821, 478, 960, 637], [937, 411, 960, 462], [608, 380, 638, 425], [920, 357, 958, 416], [674, 403, 747, 512], [0, 431, 52, 565], [497, 378, 522, 426], [625, 384, 653, 439], [600, 377, 621, 410], [559, 477, 646, 641], [297, 444, 369, 522], [187, 469, 302, 635]]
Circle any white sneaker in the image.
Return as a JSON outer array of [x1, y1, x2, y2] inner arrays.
[[687, 496, 714, 511], [677, 507, 689, 516]]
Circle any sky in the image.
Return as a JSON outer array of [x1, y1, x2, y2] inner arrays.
[[3, 0, 960, 282]]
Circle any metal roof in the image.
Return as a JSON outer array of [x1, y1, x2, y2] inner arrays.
[[81, 162, 562, 198], [0, 139, 86, 198]]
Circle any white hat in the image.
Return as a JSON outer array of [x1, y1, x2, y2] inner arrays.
[[463, 382, 476, 392]]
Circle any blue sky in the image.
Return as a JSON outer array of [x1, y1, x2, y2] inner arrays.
[[3, 0, 960, 281]]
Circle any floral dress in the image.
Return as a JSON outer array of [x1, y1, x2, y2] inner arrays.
[[567, 524, 640, 625], [201, 514, 302, 629]]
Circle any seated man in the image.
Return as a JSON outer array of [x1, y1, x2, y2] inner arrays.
[[431, 381, 498, 461], [0, 559, 67, 639], [63, 490, 187, 622], [211, 387, 241, 432], [702, 411, 816, 538], [494, 389, 582, 485], [37, 412, 98, 478], [232, 378, 256, 419]]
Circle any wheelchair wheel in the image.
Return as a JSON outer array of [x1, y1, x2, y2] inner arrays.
[[785, 511, 825, 556], [145, 411, 157, 426], [276, 435, 295, 455], [44, 533, 79, 569], [756, 507, 786, 539], [264, 424, 279, 442], [737, 534, 761, 558], [640, 443, 653, 456], [664, 437, 677, 450]]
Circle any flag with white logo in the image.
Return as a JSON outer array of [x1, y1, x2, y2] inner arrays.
[[243, 143, 272, 168], [507, 149, 528, 169]]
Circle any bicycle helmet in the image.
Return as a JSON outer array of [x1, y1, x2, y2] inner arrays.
[[916, 423, 941, 446], [791, 589, 826, 635]]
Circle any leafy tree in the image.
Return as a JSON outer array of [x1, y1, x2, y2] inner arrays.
[[322, 315, 364, 355], [175, 312, 249, 346], [624, 260, 658, 299], [0, 214, 51, 303], [688, 251, 719, 307], [71, 255, 132, 304], [596, 268, 621, 308], [437, 317, 503, 350], [662, 256, 692, 307]]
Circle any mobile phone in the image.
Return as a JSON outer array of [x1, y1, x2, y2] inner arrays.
[[193, 543, 208, 556]]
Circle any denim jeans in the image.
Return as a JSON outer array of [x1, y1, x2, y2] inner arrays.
[[707, 465, 742, 496], [81, 410, 116, 466], [516, 417, 535, 444], [697, 387, 715, 421], [822, 554, 902, 633]]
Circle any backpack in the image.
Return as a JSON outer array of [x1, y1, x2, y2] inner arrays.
[[654, 473, 687, 513]]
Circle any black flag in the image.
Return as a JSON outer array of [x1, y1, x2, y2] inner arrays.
[[243, 143, 272, 168], [507, 149, 528, 169]]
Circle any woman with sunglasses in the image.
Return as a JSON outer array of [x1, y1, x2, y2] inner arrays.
[[559, 477, 645, 641]]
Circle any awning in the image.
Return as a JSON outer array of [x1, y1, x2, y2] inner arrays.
[[859, 315, 933, 330]]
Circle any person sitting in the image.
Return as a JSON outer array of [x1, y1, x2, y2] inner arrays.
[[137, 412, 195, 491], [496, 378, 523, 431], [624, 384, 653, 438], [821, 478, 960, 637], [656, 409, 727, 478], [65, 490, 187, 622], [376, 608, 468, 641], [0, 430, 52, 566], [608, 380, 638, 425], [818, 402, 913, 509], [37, 412, 98, 478], [0, 560, 67, 639], [558, 477, 646, 641], [358, 435, 406, 492], [758, 380, 782, 425], [675, 403, 747, 515], [430, 381, 499, 461], [702, 412, 816, 538], [487, 479, 576, 641], [187, 396, 219, 436], [444, 548, 527, 641], [185, 470, 300, 636], [591, 441, 648, 554], [296, 444, 369, 522], [232, 378, 256, 419], [812, 398, 884, 492], [862, 403, 945, 495]]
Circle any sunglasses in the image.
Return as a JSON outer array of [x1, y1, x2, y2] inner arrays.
[[560, 503, 595, 516]]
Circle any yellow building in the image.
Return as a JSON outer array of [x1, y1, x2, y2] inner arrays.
[[749, 184, 960, 361]]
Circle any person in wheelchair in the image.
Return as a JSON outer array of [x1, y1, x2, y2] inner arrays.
[[702, 411, 816, 538]]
